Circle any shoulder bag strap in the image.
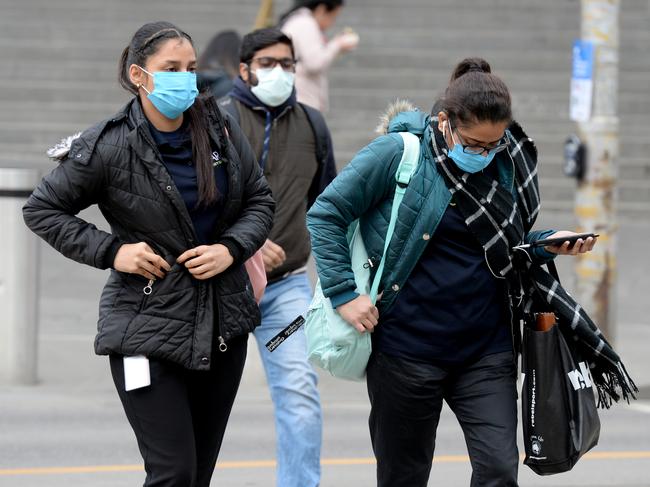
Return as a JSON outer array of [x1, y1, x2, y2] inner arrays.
[[369, 132, 421, 302]]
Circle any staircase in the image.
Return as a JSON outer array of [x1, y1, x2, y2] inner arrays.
[[327, 0, 650, 217], [1, 0, 648, 217]]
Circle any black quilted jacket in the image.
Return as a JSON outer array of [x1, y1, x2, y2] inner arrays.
[[23, 97, 275, 370]]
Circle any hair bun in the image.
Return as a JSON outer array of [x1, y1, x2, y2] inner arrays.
[[450, 57, 491, 81]]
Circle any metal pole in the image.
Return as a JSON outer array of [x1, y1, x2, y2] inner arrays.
[[575, 0, 619, 343], [0, 168, 40, 385]]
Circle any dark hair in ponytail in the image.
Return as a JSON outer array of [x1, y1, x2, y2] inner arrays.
[[279, 0, 344, 25], [434, 57, 512, 128], [119, 21, 225, 208]]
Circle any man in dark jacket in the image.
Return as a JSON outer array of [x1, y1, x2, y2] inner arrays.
[[219, 28, 336, 487]]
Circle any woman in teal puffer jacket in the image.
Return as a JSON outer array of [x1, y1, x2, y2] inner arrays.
[[306, 58, 597, 487]]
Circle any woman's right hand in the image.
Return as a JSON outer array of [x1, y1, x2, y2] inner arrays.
[[336, 295, 379, 334], [334, 31, 359, 52], [113, 242, 171, 280]]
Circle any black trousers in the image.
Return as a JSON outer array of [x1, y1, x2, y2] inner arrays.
[[366, 351, 519, 487], [109, 334, 248, 487]]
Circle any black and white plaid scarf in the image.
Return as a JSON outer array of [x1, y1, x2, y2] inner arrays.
[[429, 119, 637, 407]]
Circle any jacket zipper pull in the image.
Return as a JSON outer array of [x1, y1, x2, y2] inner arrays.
[[217, 336, 228, 352], [143, 279, 154, 295]]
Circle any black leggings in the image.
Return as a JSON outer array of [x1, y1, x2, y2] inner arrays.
[[367, 351, 519, 487], [109, 334, 247, 487]]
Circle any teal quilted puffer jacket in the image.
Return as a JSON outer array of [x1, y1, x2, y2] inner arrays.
[[307, 102, 553, 312]]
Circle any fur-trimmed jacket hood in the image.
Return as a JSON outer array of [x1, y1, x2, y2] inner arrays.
[[46, 132, 82, 161], [375, 99, 425, 136]]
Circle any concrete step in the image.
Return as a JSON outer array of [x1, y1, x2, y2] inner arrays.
[[617, 158, 650, 179], [327, 69, 650, 93], [540, 177, 650, 206], [326, 88, 650, 116], [11, 43, 647, 75], [0, 3, 260, 24], [0, 26, 598, 52], [339, 53, 650, 74], [340, 27, 648, 53], [342, 7, 606, 32], [541, 198, 650, 218], [2, 18, 646, 54]]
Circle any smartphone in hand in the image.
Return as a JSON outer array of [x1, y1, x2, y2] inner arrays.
[[514, 232, 599, 250]]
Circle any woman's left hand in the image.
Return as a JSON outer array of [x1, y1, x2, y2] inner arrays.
[[177, 244, 234, 280], [544, 231, 597, 255]]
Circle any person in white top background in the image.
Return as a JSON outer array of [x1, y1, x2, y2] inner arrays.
[[280, 0, 359, 112]]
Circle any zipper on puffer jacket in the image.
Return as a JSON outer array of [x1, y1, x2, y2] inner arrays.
[[143, 279, 154, 295], [215, 295, 228, 352], [139, 278, 154, 312]]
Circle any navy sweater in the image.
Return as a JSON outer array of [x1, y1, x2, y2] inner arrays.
[[375, 171, 512, 367], [149, 121, 228, 245]]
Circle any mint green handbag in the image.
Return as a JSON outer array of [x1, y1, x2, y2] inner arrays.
[[305, 132, 421, 381]]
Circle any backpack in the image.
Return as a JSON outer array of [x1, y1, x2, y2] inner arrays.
[[218, 97, 336, 207]]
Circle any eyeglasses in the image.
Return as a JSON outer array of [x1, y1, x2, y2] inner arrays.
[[249, 56, 297, 71], [449, 121, 510, 155]]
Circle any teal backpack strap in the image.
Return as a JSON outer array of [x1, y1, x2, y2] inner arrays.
[[369, 132, 421, 302]]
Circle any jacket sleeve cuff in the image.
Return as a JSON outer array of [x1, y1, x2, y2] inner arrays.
[[330, 290, 359, 309], [219, 238, 244, 264], [102, 240, 123, 270], [531, 229, 557, 261]]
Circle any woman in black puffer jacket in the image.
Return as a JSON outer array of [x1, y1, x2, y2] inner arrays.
[[23, 21, 274, 487]]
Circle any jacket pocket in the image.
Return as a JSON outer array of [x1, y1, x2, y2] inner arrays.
[[136, 265, 196, 319], [117, 272, 153, 313], [217, 286, 260, 339]]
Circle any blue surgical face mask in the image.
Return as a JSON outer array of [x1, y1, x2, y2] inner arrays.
[[138, 67, 198, 120], [443, 120, 496, 173], [250, 66, 295, 107]]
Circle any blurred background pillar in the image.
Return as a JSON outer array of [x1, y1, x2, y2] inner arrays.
[[254, 0, 275, 29], [574, 0, 620, 344], [0, 168, 40, 385]]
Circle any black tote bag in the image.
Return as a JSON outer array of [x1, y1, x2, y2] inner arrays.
[[521, 320, 601, 475]]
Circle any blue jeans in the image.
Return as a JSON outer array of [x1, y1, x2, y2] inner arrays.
[[253, 273, 322, 487]]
